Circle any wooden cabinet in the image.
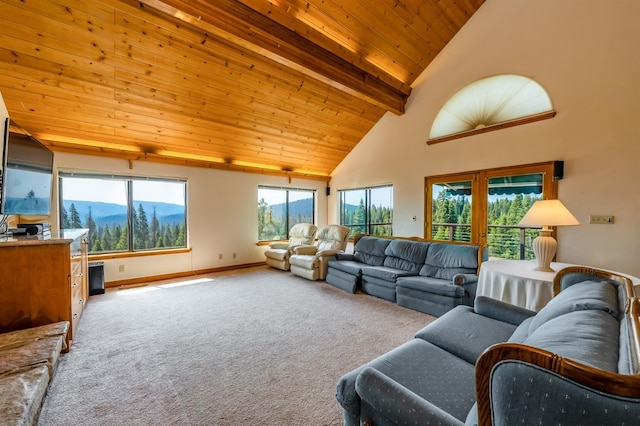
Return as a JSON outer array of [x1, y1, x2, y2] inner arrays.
[[0, 229, 89, 349]]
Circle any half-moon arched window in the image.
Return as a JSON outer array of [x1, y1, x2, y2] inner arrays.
[[427, 74, 556, 144]]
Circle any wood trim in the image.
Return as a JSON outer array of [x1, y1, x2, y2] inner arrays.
[[426, 111, 557, 145], [475, 342, 640, 426], [424, 161, 558, 251], [553, 266, 635, 297], [105, 262, 266, 288], [139, 0, 410, 115], [89, 247, 192, 262], [424, 172, 479, 245]]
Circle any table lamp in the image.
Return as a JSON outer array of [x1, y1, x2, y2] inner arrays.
[[518, 199, 580, 272]]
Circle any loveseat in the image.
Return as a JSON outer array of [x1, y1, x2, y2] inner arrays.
[[336, 266, 640, 425], [0, 321, 69, 425], [325, 235, 486, 316]]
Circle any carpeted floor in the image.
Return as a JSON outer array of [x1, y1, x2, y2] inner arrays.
[[38, 266, 434, 425]]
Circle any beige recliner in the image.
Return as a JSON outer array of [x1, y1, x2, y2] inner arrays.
[[289, 224, 350, 281], [264, 223, 318, 271]]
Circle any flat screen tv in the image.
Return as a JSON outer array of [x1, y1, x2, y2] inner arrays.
[[0, 121, 54, 216]]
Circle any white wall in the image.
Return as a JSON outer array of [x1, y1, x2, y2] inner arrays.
[[330, 0, 640, 277], [51, 154, 328, 283]]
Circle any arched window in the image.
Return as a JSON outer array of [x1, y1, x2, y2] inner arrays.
[[428, 74, 555, 144]]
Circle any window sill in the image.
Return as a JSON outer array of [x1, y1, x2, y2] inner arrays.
[[89, 247, 191, 261]]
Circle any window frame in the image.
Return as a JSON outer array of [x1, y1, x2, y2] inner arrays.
[[425, 162, 558, 255], [257, 185, 316, 242], [338, 184, 393, 238], [58, 172, 188, 255]]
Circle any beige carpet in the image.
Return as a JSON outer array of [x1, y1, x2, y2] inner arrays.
[[38, 266, 434, 425]]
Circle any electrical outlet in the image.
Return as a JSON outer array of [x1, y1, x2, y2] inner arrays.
[[588, 215, 614, 224], [233, 253, 237, 259], [218, 253, 223, 260], [118, 264, 125, 272]]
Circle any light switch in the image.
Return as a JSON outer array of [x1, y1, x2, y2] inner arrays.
[[588, 215, 614, 224]]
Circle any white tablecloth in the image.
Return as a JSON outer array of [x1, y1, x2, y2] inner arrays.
[[476, 259, 573, 311]]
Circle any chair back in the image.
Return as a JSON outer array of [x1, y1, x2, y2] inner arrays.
[[287, 223, 318, 247], [315, 225, 350, 252]]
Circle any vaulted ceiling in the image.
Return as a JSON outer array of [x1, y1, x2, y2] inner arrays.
[[0, 0, 484, 181]]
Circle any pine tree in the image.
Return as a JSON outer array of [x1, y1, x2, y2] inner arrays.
[[102, 225, 113, 251], [257, 198, 269, 240], [116, 225, 129, 250], [61, 206, 70, 229], [69, 203, 82, 228], [136, 204, 150, 249], [150, 207, 160, 248], [85, 206, 97, 246]]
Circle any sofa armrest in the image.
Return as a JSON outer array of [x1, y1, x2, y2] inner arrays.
[[293, 245, 318, 255], [355, 367, 466, 426], [316, 248, 343, 257], [268, 242, 290, 250], [335, 253, 356, 261], [474, 296, 536, 326], [476, 342, 640, 426], [453, 273, 478, 285]]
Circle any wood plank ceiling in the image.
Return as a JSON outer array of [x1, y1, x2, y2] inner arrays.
[[0, 0, 484, 181]]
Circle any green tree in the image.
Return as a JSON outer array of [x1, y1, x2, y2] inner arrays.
[[116, 225, 129, 251], [101, 225, 113, 251], [257, 198, 269, 239], [134, 204, 149, 249], [61, 206, 70, 228], [68, 203, 82, 228], [85, 206, 97, 247], [175, 224, 185, 246], [150, 207, 160, 248]]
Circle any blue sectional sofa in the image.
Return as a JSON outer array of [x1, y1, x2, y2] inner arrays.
[[336, 266, 640, 425], [325, 235, 486, 316]]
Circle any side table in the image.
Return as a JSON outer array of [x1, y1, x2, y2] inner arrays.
[[476, 259, 573, 311]]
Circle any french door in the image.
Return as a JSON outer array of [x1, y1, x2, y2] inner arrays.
[[425, 162, 558, 260]]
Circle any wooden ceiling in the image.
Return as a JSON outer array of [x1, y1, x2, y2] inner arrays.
[[0, 0, 484, 181]]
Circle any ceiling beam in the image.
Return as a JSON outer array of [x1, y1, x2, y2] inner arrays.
[[135, 0, 410, 115]]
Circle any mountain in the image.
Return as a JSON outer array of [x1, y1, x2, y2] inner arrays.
[[268, 199, 314, 221], [62, 200, 184, 227]]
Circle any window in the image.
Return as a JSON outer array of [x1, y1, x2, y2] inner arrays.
[[258, 186, 315, 241], [428, 74, 555, 144], [59, 174, 187, 254], [426, 162, 558, 260], [339, 185, 393, 238]]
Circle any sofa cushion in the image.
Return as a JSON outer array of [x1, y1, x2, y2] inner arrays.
[[507, 317, 534, 343], [336, 338, 476, 422], [353, 237, 391, 266], [528, 280, 620, 334], [327, 259, 365, 276], [382, 240, 429, 273], [420, 243, 478, 280], [289, 255, 316, 269], [415, 305, 518, 365], [396, 276, 465, 297], [523, 309, 620, 372], [361, 266, 418, 282]]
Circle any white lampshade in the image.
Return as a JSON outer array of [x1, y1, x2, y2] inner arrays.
[[518, 200, 580, 272], [519, 199, 580, 227]]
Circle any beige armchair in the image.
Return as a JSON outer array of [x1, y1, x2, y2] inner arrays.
[[289, 224, 350, 281], [264, 223, 318, 271]]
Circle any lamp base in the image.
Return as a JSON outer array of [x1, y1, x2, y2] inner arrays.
[[531, 228, 557, 272]]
